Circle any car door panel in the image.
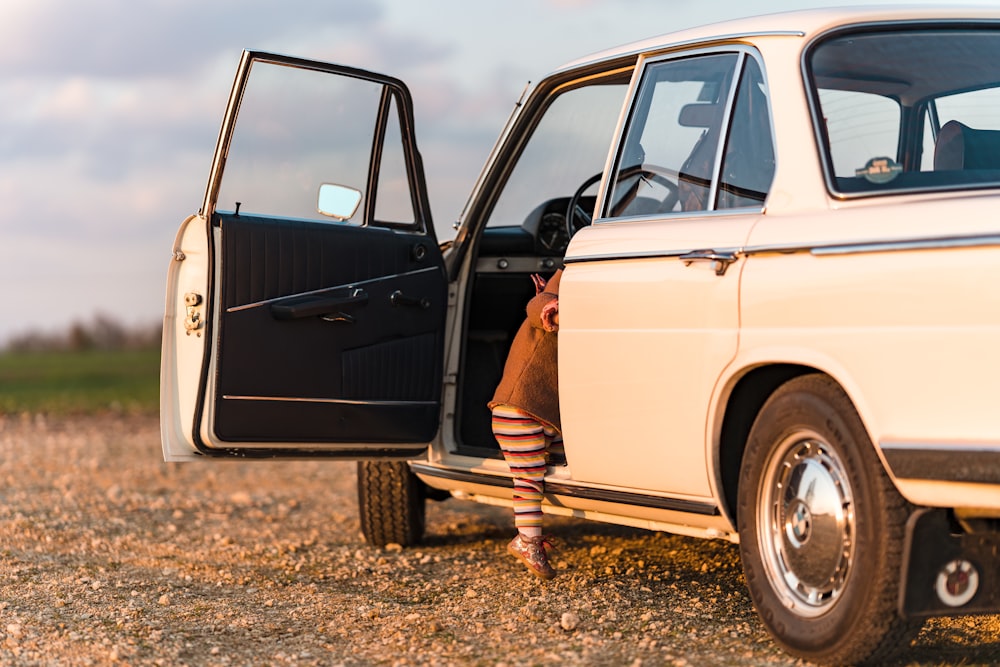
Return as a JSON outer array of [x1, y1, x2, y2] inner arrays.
[[559, 49, 771, 496], [161, 51, 445, 459], [560, 217, 751, 497], [212, 214, 445, 443]]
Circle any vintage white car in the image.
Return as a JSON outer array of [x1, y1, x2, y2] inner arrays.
[[161, 5, 1000, 664]]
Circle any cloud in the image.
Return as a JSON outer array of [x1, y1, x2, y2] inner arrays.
[[545, 0, 599, 7], [0, 0, 382, 78], [5, 0, 781, 344]]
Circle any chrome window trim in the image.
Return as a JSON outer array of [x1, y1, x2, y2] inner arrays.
[[552, 31, 804, 76], [708, 52, 746, 209]]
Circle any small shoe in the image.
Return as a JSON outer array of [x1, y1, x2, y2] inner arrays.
[[507, 534, 557, 580]]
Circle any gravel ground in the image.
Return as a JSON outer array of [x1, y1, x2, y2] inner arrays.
[[0, 413, 997, 667]]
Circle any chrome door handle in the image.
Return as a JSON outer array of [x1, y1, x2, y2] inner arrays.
[[678, 249, 739, 276]]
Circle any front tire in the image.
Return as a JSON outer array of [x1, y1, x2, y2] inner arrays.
[[357, 461, 426, 547], [737, 374, 921, 665]]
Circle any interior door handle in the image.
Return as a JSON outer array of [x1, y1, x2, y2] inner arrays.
[[678, 250, 739, 276], [390, 290, 430, 309], [270, 288, 368, 320]]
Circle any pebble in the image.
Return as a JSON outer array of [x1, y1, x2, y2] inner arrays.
[[0, 415, 991, 666]]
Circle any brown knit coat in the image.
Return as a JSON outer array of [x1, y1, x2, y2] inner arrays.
[[488, 269, 562, 431]]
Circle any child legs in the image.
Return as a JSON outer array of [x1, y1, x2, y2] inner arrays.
[[491, 404, 556, 538]]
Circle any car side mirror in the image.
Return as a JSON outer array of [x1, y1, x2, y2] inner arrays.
[[317, 183, 362, 221]]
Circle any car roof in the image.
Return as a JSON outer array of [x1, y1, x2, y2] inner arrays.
[[553, 4, 1000, 74]]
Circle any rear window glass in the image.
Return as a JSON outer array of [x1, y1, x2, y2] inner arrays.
[[807, 26, 1000, 197]]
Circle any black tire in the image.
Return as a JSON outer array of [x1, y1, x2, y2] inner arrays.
[[737, 374, 922, 665], [357, 461, 426, 548]]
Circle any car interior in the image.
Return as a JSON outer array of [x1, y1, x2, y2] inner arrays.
[[447, 72, 633, 459], [454, 210, 570, 459]]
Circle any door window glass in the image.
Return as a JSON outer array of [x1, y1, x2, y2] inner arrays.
[[605, 53, 739, 219], [374, 94, 415, 225], [216, 61, 417, 227], [818, 89, 900, 178], [936, 87, 1000, 130], [717, 57, 774, 209]]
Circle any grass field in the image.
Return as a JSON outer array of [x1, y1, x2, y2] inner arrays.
[[0, 347, 160, 416]]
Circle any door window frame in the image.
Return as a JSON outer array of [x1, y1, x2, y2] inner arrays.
[[202, 50, 435, 236], [595, 45, 774, 223]]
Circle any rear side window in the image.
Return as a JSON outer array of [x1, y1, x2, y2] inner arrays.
[[807, 26, 1000, 196]]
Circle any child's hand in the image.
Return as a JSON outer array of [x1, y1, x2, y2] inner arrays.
[[541, 298, 559, 332], [531, 273, 547, 295]]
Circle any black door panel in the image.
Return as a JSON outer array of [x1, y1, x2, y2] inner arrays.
[[219, 215, 434, 307], [212, 214, 445, 443], [213, 399, 441, 444]]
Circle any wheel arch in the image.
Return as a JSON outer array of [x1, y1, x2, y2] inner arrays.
[[716, 361, 899, 527], [716, 363, 817, 524]]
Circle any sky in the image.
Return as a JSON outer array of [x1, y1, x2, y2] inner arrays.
[[0, 0, 933, 346]]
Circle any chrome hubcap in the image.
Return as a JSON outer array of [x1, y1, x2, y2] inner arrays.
[[757, 433, 855, 616]]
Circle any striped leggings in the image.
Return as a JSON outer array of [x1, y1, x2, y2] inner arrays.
[[491, 405, 562, 536]]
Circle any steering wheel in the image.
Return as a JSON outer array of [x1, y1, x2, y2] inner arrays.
[[565, 172, 604, 239], [565, 165, 681, 239]]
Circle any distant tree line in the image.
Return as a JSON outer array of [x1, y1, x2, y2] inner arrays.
[[4, 314, 161, 353]]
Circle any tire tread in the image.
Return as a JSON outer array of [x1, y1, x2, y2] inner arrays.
[[357, 461, 425, 548], [738, 374, 922, 666]]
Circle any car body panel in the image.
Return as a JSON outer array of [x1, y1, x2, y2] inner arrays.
[[161, 214, 212, 462], [559, 213, 757, 497], [737, 196, 1000, 509]]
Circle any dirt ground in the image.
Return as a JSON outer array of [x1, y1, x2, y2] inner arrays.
[[0, 413, 997, 666]]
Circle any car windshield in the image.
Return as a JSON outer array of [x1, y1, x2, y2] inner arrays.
[[485, 75, 630, 228], [807, 25, 1000, 196]]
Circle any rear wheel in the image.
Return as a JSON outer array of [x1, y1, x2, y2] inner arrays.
[[357, 461, 426, 547], [737, 374, 921, 665]]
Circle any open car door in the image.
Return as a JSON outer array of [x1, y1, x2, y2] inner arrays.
[[161, 51, 446, 461]]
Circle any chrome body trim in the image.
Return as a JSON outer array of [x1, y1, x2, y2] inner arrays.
[[567, 231, 1000, 264], [222, 395, 437, 407], [565, 246, 743, 264], [554, 31, 805, 76], [807, 234, 1000, 256], [226, 265, 442, 313], [409, 462, 720, 516], [745, 232, 1000, 258]]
